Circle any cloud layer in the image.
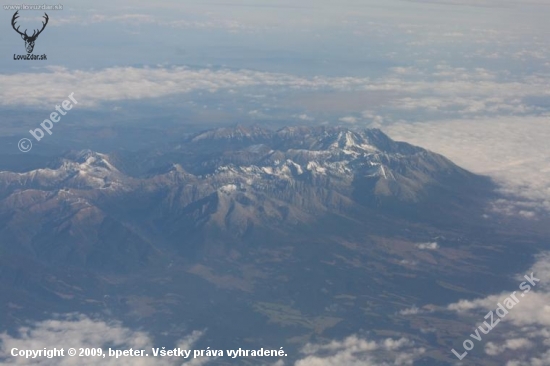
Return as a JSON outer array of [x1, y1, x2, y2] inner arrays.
[[385, 116, 550, 215], [1, 64, 549, 116], [0, 66, 372, 108], [294, 335, 425, 366], [0, 314, 205, 365], [444, 252, 550, 365]]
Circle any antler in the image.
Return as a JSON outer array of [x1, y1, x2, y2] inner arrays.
[[29, 13, 49, 39], [11, 11, 28, 37]]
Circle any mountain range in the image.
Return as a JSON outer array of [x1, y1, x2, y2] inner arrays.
[[0, 126, 544, 365]]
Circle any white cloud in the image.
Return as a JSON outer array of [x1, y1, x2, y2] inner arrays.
[[390, 67, 423, 76], [385, 116, 550, 214], [399, 306, 421, 315], [0, 314, 206, 365], [0, 66, 372, 108], [339, 116, 358, 124], [392, 96, 536, 115], [416, 242, 439, 250], [485, 338, 533, 356], [443, 253, 550, 364], [522, 252, 550, 291], [294, 335, 425, 366], [2, 64, 549, 118], [296, 114, 315, 121]]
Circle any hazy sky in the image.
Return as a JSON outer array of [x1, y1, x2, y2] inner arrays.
[[2, 0, 550, 217]]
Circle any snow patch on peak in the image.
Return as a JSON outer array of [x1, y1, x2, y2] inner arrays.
[[307, 161, 327, 175], [219, 184, 239, 194]]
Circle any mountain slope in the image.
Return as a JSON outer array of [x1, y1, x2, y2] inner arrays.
[[0, 126, 491, 263], [1, 126, 525, 366]]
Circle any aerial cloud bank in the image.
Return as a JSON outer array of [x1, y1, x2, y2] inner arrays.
[[1, 65, 548, 120], [0, 66, 371, 108], [294, 335, 425, 366], [385, 116, 550, 216], [0, 314, 205, 365], [444, 252, 550, 365], [0, 314, 427, 366]]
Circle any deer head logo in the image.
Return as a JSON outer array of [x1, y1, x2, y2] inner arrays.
[[11, 11, 49, 54]]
